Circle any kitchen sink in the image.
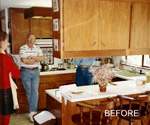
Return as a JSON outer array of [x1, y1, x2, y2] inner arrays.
[[112, 77, 128, 82], [115, 70, 141, 77]]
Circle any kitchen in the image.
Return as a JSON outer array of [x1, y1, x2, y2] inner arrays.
[[0, 0, 150, 125]]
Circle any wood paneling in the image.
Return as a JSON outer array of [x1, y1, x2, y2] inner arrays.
[[30, 18, 52, 38], [63, 0, 99, 51], [130, 3, 150, 49], [99, 1, 130, 50]]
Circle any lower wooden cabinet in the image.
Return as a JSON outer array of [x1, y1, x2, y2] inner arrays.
[[15, 73, 76, 113]]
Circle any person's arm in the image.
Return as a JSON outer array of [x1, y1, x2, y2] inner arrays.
[[6, 56, 20, 79], [73, 58, 82, 66], [21, 57, 39, 65], [27, 55, 44, 62]]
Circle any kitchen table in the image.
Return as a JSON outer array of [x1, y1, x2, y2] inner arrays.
[[46, 81, 150, 125]]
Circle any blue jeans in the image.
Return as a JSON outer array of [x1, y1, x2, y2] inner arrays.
[[76, 67, 93, 86], [20, 68, 40, 112]]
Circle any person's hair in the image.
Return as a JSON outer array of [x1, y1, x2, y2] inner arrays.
[[27, 33, 36, 39], [0, 31, 8, 42]]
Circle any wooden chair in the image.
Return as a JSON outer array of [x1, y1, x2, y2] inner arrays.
[[72, 98, 116, 125], [117, 94, 150, 125]]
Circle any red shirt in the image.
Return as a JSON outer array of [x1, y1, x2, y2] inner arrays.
[[0, 53, 20, 89]]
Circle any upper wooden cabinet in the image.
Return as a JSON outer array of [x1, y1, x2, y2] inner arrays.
[[64, 0, 99, 51], [30, 18, 52, 38], [53, 0, 150, 59], [99, 1, 130, 50], [63, 0, 130, 51], [130, 3, 150, 49], [10, 8, 30, 54]]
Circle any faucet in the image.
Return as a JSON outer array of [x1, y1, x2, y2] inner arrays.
[[131, 67, 136, 73]]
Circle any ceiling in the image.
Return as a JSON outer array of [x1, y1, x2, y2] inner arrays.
[[0, 0, 52, 10]]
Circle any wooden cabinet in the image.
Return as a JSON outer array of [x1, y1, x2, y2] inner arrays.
[[63, 0, 130, 51], [38, 73, 76, 109], [16, 78, 29, 113], [53, 0, 150, 59], [99, 1, 130, 50], [130, 3, 150, 54], [63, 0, 99, 51], [9, 8, 30, 54], [16, 73, 76, 113], [30, 18, 52, 38]]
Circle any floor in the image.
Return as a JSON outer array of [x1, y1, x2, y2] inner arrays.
[[9, 113, 34, 125]]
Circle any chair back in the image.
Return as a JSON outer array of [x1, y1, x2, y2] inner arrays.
[[73, 98, 116, 125], [117, 94, 150, 117]]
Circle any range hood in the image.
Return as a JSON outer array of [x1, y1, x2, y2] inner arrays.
[[24, 7, 52, 19]]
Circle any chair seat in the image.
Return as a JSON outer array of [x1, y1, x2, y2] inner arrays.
[[72, 111, 112, 125]]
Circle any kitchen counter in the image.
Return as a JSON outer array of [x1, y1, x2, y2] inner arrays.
[[40, 68, 76, 75], [46, 80, 149, 102]]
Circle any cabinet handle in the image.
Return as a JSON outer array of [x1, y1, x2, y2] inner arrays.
[[92, 42, 96, 47], [101, 42, 105, 47]]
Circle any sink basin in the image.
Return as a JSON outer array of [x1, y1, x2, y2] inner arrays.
[[112, 77, 128, 82], [116, 70, 140, 77]]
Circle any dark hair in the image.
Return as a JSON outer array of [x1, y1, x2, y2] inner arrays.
[[0, 31, 8, 42]]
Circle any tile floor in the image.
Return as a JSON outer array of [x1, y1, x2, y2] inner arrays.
[[9, 113, 34, 125]]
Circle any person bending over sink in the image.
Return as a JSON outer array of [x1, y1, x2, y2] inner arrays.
[[19, 33, 44, 122]]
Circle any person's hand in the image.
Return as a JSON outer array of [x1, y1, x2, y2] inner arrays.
[[27, 56, 32, 60]]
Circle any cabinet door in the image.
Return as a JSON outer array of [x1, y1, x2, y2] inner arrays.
[[99, 1, 130, 50], [30, 18, 52, 38], [63, 0, 99, 51], [38, 83, 48, 109], [11, 12, 30, 54], [130, 3, 150, 49]]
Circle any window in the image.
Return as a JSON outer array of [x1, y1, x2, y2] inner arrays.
[[121, 55, 142, 66], [143, 55, 150, 67], [121, 55, 150, 68]]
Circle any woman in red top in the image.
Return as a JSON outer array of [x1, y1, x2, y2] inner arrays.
[[0, 31, 20, 125]]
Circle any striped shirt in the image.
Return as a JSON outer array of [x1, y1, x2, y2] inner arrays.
[[19, 44, 43, 68]]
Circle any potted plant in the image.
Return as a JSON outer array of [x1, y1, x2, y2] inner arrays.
[[90, 65, 115, 92]]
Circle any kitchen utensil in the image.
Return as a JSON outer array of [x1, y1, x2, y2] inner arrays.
[[41, 62, 49, 71]]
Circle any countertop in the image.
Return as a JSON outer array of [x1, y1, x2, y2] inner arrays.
[[46, 80, 150, 103], [40, 68, 76, 75]]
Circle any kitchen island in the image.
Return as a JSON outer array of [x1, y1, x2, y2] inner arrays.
[[46, 81, 150, 125]]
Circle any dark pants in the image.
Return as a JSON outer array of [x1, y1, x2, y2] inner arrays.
[[75, 66, 93, 86]]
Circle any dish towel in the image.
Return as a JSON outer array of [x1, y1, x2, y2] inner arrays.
[[0, 48, 19, 109], [9, 73, 19, 109]]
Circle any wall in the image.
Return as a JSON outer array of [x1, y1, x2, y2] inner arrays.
[[0, 0, 52, 10]]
